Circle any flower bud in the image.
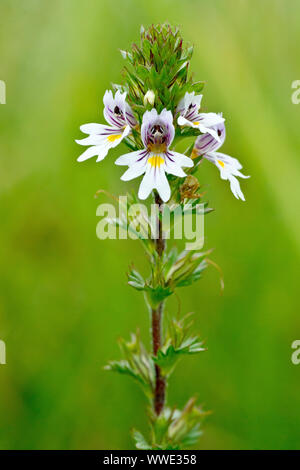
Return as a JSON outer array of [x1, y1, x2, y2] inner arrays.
[[143, 90, 155, 107]]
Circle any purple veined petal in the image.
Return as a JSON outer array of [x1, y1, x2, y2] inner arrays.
[[115, 149, 148, 166], [164, 158, 187, 177], [177, 115, 193, 127], [195, 133, 219, 154], [184, 104, 199, 121], [79, 123, 109, 135], [104, 106, 126, 128], [141, 109, 159, 146], [103, 89, 128, 128], [76, 124, 126, 146], [141, 108, 175, 149], [194, 119, 226, 155], [166, 151, 194, 168], [77, 126, 129, 163], [125, 102, 137, 127], [176, 92, 202, 120], [102, 125, 130, 150], [76, 134, 108, 146]]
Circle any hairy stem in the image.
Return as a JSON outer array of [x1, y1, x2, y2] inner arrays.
[[152, 192, 166, 416]]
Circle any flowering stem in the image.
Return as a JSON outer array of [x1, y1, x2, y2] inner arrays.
[[152, 302, 165, 415], [152, 192, 166, 415]]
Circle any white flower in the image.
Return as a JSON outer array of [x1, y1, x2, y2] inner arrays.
[[194, 120, 249, 201], [115, 109, 193, 202], [76, 90, 137, 163], [177, 92, 224, 142], [143, 90, 155, 106]]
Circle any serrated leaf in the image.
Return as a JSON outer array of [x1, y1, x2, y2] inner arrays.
[[127, 267, 145, 291], [153, 337, 205, 376], [132, 430, 151, 450]]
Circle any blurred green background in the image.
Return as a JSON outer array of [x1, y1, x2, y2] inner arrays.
[[0, 0, 300, 450]]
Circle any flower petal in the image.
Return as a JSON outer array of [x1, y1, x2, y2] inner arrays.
[[141, 108, 175, 148], [177, 92, 202, 120], [196, 112, 224, 128], [77, 126, 130, 162], [77, 145, 108, 162], [138, 163, 171, 202], [103, 89, 129, 128], [120, 158, 147, 181], [167, 151, 194, 168], [79, 123, 109, 135], [155, 165, 171, 202], [204, 151, 249, 200], [164, 151, 193, 177], [228, 175, 246, 201], [177, 115, 192, 127], [194, 122, 225, 154], [115, 149, 148, 166]]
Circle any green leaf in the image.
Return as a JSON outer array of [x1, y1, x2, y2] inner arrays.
[[105, 333, 155, 398], [127, 267, 145, 291], [181, 424, 202, 447], [132, 430, 152, 450], [153, 337, 205, 376], [167, 398, 208, 448], [104, 360, 144, 384], [145, 284, 173, 308]]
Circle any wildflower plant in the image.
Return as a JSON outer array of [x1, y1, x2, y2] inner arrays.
[[76, 24, 249, 450]]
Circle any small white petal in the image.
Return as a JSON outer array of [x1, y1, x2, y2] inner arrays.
[[79, 123, 108, 135], [120, 159, 147, 181], [204, 151, 249, 200], [115, 150, 148, 166], [177, 115, 192, 127], [76, 134, 107, 146], [138, 156, 171, 202], [165, 160, 186, 177], [138, 167, 155, 200], [197, 112, 224, 127], [229, 175, 246, 201], [156, 165, 171, 202], [77, 146, 107, 162], [168, 152, 194, 168]]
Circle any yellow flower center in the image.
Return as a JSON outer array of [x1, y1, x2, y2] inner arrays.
[[191, 148, 198, 159], [148, 155, 164, 168], [107, 134, 122, 142], [217, 160, 225, 168]]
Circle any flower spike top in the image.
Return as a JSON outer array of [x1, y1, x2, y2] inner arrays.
[[177, 92, 224, 141], [115, 109, 193, 202], [76, 23, 249, 203], [76, 90, 136, 163], [193, 119, 250, 200]]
